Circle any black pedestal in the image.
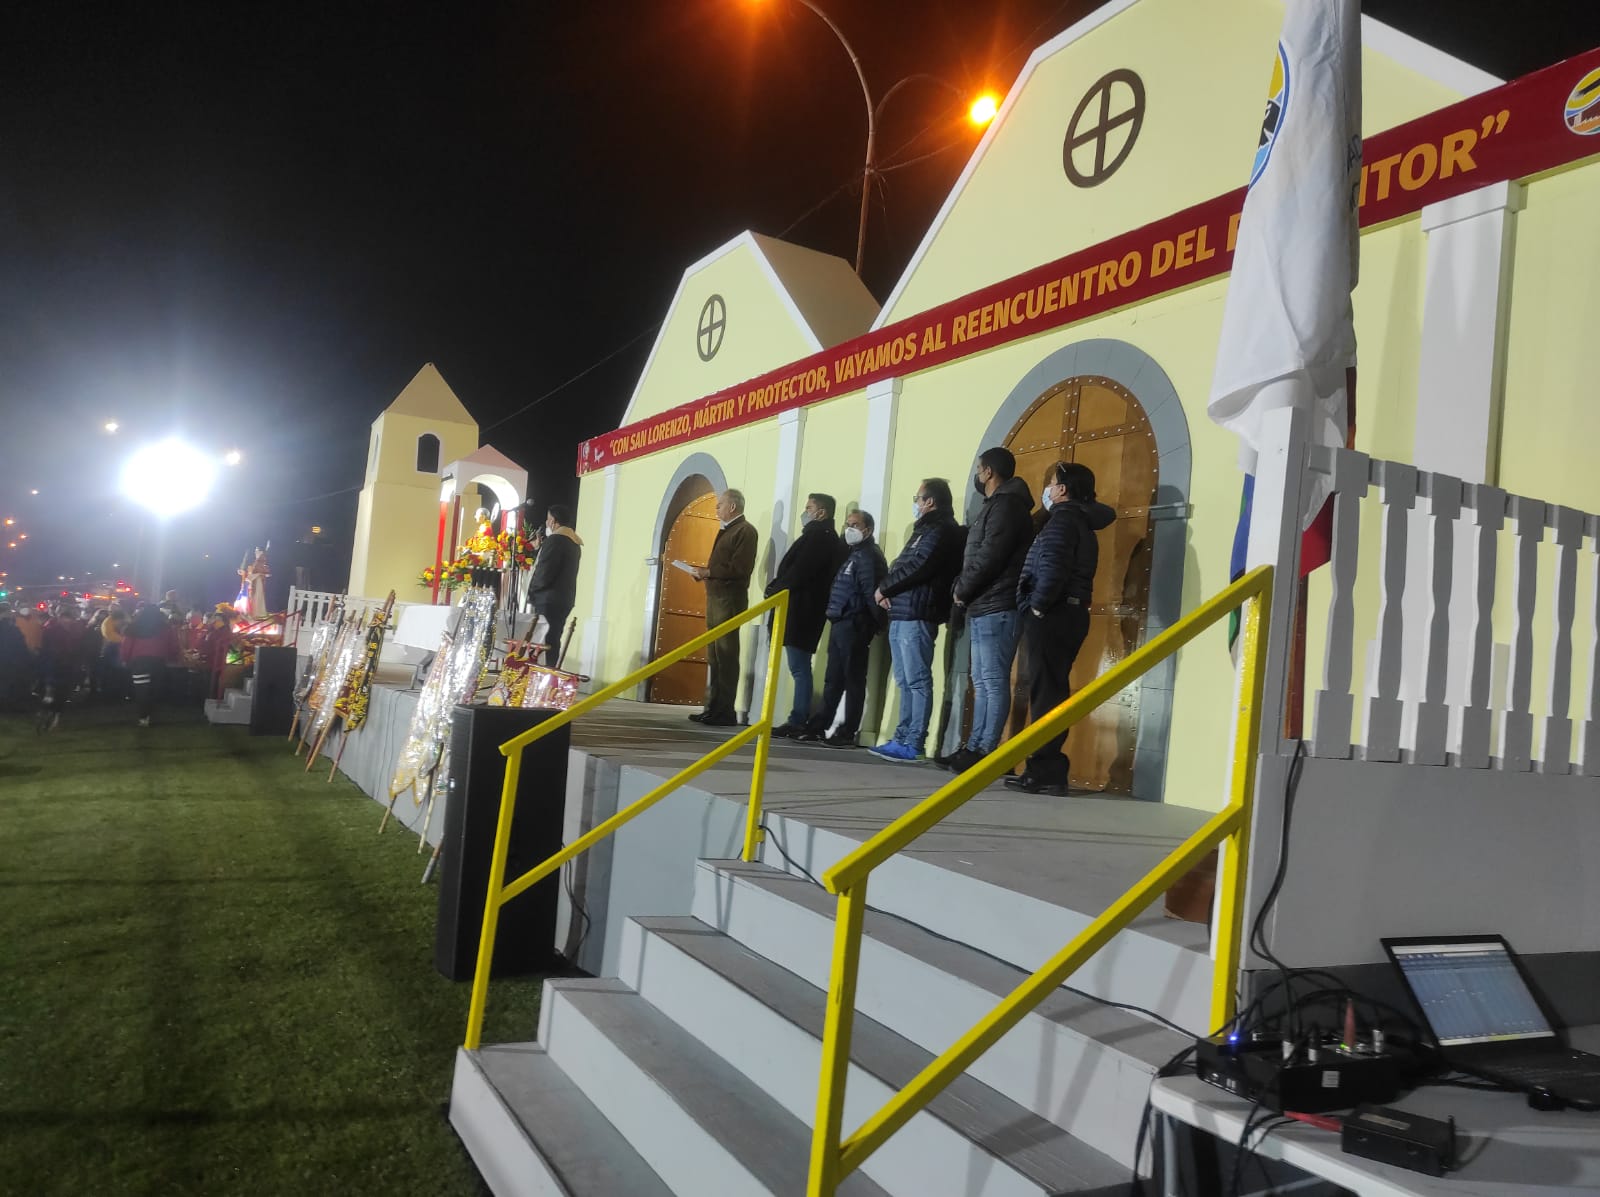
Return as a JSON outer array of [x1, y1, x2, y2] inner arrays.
[[434, 704, 571, 981], [249, 646, 297, 736]]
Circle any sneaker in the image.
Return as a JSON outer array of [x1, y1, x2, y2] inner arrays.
[[821, 732, 858, 749], [1003, 772, 1069, 797], [771, 723, 803, 739], [136, 716, 152, 728], [792, 728, 824, 742], [869, 741, 921, 763]]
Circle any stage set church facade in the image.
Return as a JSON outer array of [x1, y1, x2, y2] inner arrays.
[[563, 0, 1600, 811]]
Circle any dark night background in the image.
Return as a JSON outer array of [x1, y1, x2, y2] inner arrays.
[[0, 0, 1594, 610]]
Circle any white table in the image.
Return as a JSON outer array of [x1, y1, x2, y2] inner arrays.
[[1152, 1029, 1600, 1196]]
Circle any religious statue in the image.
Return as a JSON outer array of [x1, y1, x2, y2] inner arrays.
[[235, 545, 270, 620], [463, 507, 499, 563]]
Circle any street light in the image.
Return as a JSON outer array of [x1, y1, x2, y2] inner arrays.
[[120, 437, 218, 517], [750, 0, 998, 275]]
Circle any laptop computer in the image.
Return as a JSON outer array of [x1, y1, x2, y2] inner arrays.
[[1384, 934, 1600, 1110]]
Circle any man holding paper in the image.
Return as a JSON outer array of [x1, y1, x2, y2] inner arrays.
[[688, 488, 758, 727]]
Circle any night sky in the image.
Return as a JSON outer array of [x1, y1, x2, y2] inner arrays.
[[1, 0, 1594, 609]]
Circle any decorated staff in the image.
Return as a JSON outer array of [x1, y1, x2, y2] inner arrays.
[[302, 610, 366, 766], [323, 591, 396, 781], [288, 599, 344, 745]]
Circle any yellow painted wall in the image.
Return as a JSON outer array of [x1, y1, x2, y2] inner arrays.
[[882, 0, 1470, 326], [574, 419, 783, 696], [624, 241, 823, 425], [1498, 163, 1600, 515], [348, 410, 477, 598]]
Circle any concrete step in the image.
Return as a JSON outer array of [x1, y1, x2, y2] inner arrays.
[[541, 977, 890, 1197], [619, 915, 1132, 1197], [754, 805, 1214, 1034], [450, 1043, 672, 1197], [203, 690, 252, 725], [693, 858, 1189, 1170]]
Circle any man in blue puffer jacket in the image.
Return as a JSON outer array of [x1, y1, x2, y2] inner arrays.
[[1008, 461, 1115, 795], [797, 508, 887, 747], [871, 478, 964, 762]]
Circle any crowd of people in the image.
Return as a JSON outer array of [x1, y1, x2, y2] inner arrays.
[[0, 591, 238, 727], [684, 446, 1113, 797]]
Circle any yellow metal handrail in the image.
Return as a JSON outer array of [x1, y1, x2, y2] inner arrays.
[[806, 566, 1274, 1194], [463, 590, 789, 1051]]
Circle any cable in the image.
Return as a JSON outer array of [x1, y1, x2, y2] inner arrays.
[[480, 324, 659, 435], [561, 853, 592, 962], [758, 819, 825, 889]]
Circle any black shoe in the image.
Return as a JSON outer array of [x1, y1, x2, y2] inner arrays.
[[700, 713, 741, 727], [822, 732, 859, 749], [1003, 772, 1069, 797], [937, 747, 983, 774], [792, 728, 824, 742], [687, 711, 708, 723], [772, 722, 802, 739]]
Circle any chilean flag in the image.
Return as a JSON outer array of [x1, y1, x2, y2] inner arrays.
[[1210, 0, 1362, 635]]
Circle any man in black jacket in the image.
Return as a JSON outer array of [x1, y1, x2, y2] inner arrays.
[[689, 488, 758, 727], [526, 504, 583, 666], [942, 447, 1036, 773], [1008, 462, 1115, 795], [797, 508, 886, 747], [871, 478, 963, 762], [766, 493, 847, 736]]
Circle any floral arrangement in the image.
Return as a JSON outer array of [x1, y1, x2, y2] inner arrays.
[[418, 522, 538, 590]]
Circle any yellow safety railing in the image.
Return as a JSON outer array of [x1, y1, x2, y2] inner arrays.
[[806, 566, 1274, 1194], [463, 590, 789, 1051]]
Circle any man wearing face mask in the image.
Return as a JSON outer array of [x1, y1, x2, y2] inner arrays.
[[796, 508, 887, 747], [765, 493, 848, 737], [871, 478, 964, 762], [940, 446, 1036, 773], [1009, 461, 1115, 795], [689, 488, 758, 727], [527, 503, 583, 667]]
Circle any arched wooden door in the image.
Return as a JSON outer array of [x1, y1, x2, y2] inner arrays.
[[647, 485, 721, 705], [1002, 375, 1156, 793]]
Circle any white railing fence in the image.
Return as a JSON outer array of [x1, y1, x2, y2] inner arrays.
[[285, 587, 429, 656], [1302, 445, 1598, 775]]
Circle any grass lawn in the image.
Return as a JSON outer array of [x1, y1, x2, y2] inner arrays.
[[0, 702, 544, 1195]]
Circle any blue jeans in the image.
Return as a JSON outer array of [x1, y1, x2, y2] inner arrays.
[[888, 619, 937, 754], [965, 609, 1020, 754], [784, 645, 813, 726]]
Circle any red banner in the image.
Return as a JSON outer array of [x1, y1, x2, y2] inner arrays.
[[578, 47, 1600, 476]]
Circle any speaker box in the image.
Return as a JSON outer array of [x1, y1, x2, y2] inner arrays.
[[248, 646, 297, 736], [434, 704, 570, 981]]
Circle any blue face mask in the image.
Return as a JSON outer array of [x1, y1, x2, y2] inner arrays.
[[1042, 489, 1055, 511], [912, 501, 924, 521]]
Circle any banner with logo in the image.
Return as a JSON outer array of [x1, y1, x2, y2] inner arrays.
[[578, 46, 1600, 476]]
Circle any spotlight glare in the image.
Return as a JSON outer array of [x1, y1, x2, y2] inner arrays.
[[104, 421, 120, 434], [224, 449, 243, 466], [120, 437, 218, 517]]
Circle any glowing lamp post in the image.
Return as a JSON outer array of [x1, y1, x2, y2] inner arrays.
[[120, 438, 220, 596], [748, 0, 998, 275]]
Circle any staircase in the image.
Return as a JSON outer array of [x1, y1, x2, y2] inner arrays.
[[203, 675, 252, 725], [450, 841, 1194, 1195]]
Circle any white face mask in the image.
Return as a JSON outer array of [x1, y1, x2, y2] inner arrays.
[[844, 526, 864, 546], [799, 510, 813, 526]]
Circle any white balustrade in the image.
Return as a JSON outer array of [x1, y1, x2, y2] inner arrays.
[[1293, 443, 1598, 774]]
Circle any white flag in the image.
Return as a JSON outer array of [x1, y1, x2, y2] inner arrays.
[[1208, 0, 1361, 518]]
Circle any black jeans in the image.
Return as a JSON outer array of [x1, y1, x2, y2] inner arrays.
[[1017, 603, 1091, 782], [129, 656, 163, 720], [805, 616, 874, 739], [539, 605, 573, 668]]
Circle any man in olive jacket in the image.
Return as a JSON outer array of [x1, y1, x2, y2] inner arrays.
[[943, 447, 1035, 772], [690, 488, 758, 726], [765, 493, 847, 736]]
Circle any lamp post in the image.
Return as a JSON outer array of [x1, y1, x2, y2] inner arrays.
[[755, 0, 996, 276]]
